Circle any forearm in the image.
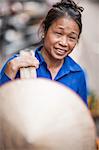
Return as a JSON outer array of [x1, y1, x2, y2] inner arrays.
[[4, 60, 18, 80], [0, 55, 18, 86]]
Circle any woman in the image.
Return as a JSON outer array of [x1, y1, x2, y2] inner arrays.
[[0, 0, 87, 105]]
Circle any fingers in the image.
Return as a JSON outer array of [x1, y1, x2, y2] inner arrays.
[[4, 50, 39, 80], [19, 50, 39, 69], [30, 50, 39, 68], [30, 50, 35, 57], [19, 50, 38, 79]]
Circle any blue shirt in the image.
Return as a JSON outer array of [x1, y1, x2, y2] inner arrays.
[[0, 46, 87, 105]]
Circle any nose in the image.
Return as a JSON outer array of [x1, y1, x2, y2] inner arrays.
[[59, 36, 68, 46]]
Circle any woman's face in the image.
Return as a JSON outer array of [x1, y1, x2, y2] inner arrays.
[[43, 16, 80, 60]]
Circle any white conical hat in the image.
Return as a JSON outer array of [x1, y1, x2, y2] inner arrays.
[[0, 78, 96, 150]]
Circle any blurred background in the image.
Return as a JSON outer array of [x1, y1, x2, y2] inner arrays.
[[0, 0, 99, 135]]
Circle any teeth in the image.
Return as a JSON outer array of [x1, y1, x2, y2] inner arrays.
[[56, 49, 66, 54], [56, 48, 66, 51], [57, 48, 63, 51], [58, 49, 65, 52]]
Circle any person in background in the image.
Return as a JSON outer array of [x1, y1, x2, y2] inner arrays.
[[0, 0, 88, 105]]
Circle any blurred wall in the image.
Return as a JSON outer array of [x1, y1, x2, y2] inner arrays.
[[70, 0, 99, 96]]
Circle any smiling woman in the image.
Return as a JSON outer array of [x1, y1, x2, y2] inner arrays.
[[41, 16, 79, 60], [0, 0, 88, 106]]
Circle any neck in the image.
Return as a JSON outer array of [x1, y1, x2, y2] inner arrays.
[[41, 47, 64, 69]]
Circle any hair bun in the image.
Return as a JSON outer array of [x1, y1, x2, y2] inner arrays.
[[53, 0, 84, 13], [61, 0, 84, 12]]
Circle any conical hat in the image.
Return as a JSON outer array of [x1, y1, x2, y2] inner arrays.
[[0, 78, 96, 150]]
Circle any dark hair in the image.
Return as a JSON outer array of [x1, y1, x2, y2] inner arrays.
[[40, 0, 84, 39]]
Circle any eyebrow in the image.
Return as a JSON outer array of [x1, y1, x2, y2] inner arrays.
[[70, 32, 79, 37], [55, 26, 79, 36], [56, 26, 64, 30]]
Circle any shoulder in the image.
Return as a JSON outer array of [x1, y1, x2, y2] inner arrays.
[[66, 56, 85, 74], [0, 54, 19, 75], [35, 46, 42, 53], [67, 57, 87, 86], [7, 54, 19, 62]]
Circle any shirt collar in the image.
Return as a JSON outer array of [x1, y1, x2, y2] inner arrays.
[[54, 56, 82, 80], [35, 46, 45, 64], [64, 56, 82, 72]]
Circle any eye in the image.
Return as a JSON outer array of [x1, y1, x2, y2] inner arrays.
[[55, 32, 62, 35], [69, 36, 78, 42], [69, 36, 77, 39]]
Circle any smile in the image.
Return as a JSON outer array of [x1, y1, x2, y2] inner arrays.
[[56, 48, 67, 55]]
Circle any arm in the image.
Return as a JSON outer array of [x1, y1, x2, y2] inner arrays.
[[0, 51, 39, 86], [0, 55, 18, 86]]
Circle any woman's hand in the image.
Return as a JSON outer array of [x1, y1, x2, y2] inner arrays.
[[5, 51, 39, 80]]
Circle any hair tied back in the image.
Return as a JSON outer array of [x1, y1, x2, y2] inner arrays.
[[53, 0, 84, 13]]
